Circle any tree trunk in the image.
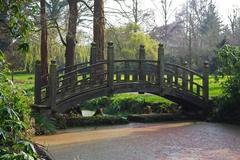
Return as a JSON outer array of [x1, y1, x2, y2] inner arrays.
[[40, 0, 48, 84], [65, 0, 78, 70], [93, 0, 105, 82], [94, 0, 105, 61]]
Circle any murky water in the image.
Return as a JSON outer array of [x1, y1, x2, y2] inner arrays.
[[34, 122, 240, 160]]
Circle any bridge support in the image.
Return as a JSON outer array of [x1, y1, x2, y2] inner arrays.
[[107, 42, 114, 90], [139, 45, 146, 94], [158, 44, 164, 92], [139, 44, 146, 82], [49, 60, 57, 112], [34, 60, 41, 105], [203, 61, 209, 103]]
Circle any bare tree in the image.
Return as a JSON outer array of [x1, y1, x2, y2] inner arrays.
[[228, 7, 240, 44], [158, 0, 175, 46], [109, 0, 155, 32]]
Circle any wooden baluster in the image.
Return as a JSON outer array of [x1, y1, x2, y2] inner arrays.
[[182, 61, 188, 91], [82, 73, 86, 86], [174, 67, 179, 88], [197, 85, 200, 96], [70, 65, 77, 91], [150, 74, 154, 83], [133, 64, 137, 82], [189, 73, 194, 92], [125, 61, 129, 82], [203, 61, 209, 102], [116, 66, 121, 82], [169, 73, 173, 86], [49, 60, 57, 112], [34, 60, 42, 104], [107, 42, 114, 89]]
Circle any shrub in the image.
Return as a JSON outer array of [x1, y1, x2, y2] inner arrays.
[[0, 53, 39, 159], [214, 45, 240, 123], [32, 113, 57, 135], [66, 116, 129, 127]]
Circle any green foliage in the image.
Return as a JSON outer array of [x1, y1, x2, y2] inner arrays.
[[66, 116, 129, 127], [105, 23, 159, 60], [0, 0, 36, 51], [213, 45, 240, 123], [79, 94, 175, 116], [0, 50, 8, 72], [0, 81, 37, 159], [32, 113, 57, 135], [0, 54, 40, 159], [217, 45, 240, 97]]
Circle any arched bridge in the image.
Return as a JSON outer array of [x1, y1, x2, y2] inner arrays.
[[33, 43, 209, 113]]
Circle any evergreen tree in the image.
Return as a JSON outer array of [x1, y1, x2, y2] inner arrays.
[[200, 1, 223, 49]]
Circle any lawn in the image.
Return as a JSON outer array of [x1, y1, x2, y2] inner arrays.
[[6, 72, 34, 95]]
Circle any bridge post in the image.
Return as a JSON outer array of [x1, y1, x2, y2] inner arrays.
[[203, 61, 209, 102], [158, 44, 164, 91], [49, 60, 57, 112], [90, 42, 97, 82], [34, 60, 42, 104], [107, 42, 114, 89], [139, 45, 146, 82], [90, 42, 97, 64], [182, 61, 188, 91]]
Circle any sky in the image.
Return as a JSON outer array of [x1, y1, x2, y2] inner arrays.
[[106, 0, 240, 27]]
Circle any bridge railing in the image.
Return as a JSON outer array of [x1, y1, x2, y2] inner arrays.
[[164, 62, 204, 97], [113, 59, 158, 84], [34, 42, 209, 111]]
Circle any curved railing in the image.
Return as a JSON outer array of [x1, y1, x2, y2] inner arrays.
[[164, 63, 205, 98]]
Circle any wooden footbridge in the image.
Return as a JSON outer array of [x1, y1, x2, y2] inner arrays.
[[33, 42, 209, 113]]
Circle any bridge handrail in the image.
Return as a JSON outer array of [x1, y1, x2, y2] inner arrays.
[[57, 61, 107, 79], [57, 62, 90, 73], [57, 60, 107, 73], [114, 59, 158, 63], [165, 63, 203, 79]]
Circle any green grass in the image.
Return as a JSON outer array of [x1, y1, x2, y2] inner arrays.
[[112, 93, 173, 104], [6, 72, 34, 94], [208, 76, 225, 97]]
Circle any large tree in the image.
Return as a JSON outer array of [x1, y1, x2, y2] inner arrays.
[[40, 0, 48, 82], [94, 0, 105, 61], [65, 0, 78, 69]]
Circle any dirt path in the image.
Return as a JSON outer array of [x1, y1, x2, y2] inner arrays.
[[33, 122, 240, 160]]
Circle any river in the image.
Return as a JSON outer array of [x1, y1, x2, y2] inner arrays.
[[33, 122, 240, 160]]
